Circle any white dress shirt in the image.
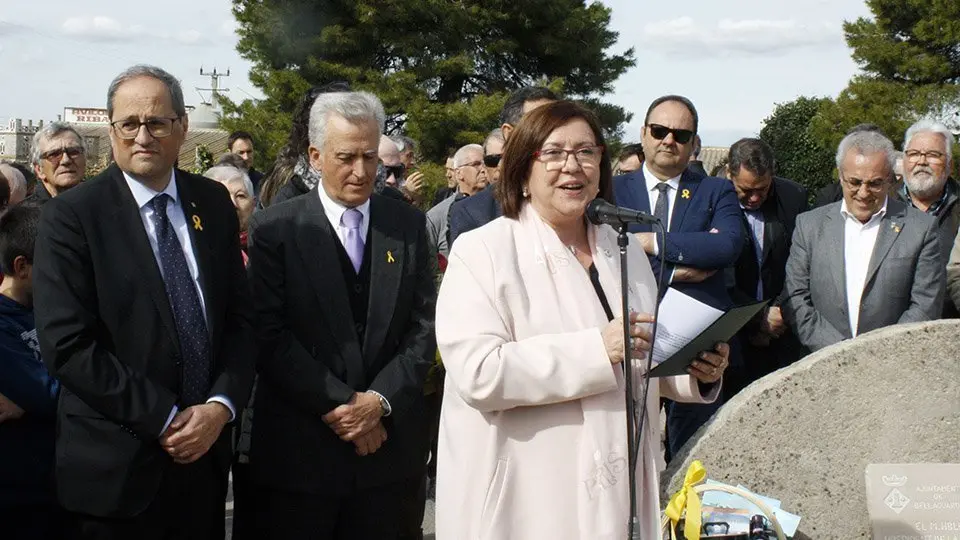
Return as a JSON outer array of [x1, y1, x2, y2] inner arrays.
[[122, 170, 235, 433], [643, 162, 681, 255], [742, 206, 765, 300], [840, 197, 888, 337], [315, 186, 391, 416]]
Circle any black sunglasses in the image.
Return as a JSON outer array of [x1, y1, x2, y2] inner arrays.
[[647, 123, 695, 144], [483, 154, 502, 168], [383, 163, 406, 180]]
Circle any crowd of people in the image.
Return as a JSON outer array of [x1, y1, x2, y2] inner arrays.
[[0, 61, 956, 540]]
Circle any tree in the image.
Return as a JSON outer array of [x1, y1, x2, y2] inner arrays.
[[222, 0, 635, 171], [760, 97, 837, 195], [809, 0, 960, 151]]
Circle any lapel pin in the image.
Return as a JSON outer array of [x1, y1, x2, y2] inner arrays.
[[681, 189, 691, 199], [387, 250, 395, 263], [192, 215, 203, 231], [892, 222, 900, 233]]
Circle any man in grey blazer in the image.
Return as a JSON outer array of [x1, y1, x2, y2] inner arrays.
[[784, 130, 945, 352]]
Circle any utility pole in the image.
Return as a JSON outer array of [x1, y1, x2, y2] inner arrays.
[[197, 66, 231, 106]]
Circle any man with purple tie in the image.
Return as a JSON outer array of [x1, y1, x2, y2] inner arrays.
[[246, 91, 436, 539]]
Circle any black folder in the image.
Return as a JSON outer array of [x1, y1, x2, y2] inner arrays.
[[648, 300, 769, 378]]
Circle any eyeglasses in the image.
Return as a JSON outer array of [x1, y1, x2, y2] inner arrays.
[[110, 117, 182, 140], [841, 176, 887, 192], [41, 146, 85, 162], [533, 145, 604, 170], [646, 123, 695, 144], [483, 154, 502, 168], [905, 149, 946, 163]]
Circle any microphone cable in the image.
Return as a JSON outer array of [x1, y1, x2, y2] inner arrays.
[[630, 220, 668, 484]]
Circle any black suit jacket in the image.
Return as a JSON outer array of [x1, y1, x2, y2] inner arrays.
[[730, 177, 809, 306], [728, 177, 809, 369], [448, 183, 501, 249], [247, 189, 436, 495], [33, 164, 256, 518]]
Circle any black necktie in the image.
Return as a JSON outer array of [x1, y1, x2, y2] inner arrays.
[[150, 194, 211, 406], [653, 182, 671, 229]]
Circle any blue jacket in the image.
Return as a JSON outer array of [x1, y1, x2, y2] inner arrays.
[[448, 184, 502, 249], [613, 169, 744, 310], [0, 294, 59, 507]]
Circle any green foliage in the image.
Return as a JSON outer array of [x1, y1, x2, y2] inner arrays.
[[222, 0, 635, 168], [193, 145, 214, 175], [807, 0, 960, 152], [759, 97, 837, 195], [412, 161, 447, 209]]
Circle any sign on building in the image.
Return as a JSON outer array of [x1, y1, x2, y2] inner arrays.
[[64, 107, 110, 124]]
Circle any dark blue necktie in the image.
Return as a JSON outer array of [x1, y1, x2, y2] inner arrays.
[[653, 182, 671, 229], [150, 194, 211, 406]]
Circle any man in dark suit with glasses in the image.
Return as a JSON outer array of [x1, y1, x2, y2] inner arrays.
[[34, 64, 255, 539]]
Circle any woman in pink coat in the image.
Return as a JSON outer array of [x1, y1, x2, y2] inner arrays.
[[434, 101, 730, 539]]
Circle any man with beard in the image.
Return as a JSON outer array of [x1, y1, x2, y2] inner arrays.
[[900, 120, 959, 314]]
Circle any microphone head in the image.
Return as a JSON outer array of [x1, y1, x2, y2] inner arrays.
[[586, 198, 608, 225]]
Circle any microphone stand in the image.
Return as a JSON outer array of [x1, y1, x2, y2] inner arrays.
[[618, 223, 642, 539], [620, 220, 667, 540]]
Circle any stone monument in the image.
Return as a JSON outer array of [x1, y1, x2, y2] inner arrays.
[[660, 320, 960, 539]]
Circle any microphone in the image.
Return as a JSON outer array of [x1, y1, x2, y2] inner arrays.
[[586, 198, 659, 226]]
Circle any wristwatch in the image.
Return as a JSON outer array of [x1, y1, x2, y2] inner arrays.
[[370, 391, 392, 417]]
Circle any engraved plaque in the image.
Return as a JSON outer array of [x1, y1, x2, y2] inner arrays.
[[866, 464, 960, 539]]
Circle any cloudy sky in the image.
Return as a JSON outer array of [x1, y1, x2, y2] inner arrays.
[[0, 0, 872, 147]]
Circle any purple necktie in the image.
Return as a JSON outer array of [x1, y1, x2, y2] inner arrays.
[[341, 208, 364, 273]]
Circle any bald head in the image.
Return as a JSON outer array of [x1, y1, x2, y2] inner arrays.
[[0, 163, 27, 204], [378, 135, 401, 167]]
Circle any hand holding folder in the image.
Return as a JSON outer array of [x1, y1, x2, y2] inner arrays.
[[648, 288, 768, 378]]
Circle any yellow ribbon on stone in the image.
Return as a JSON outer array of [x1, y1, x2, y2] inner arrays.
[[664, 460, 707, 540]]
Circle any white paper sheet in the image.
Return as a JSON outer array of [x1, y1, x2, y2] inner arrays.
[[651, 288, 724, 365]]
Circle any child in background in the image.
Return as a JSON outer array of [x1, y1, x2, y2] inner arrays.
[[0, 203, 62, 539]]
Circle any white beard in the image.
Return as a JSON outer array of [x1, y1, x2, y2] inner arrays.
[[906, 171, 946, 199]]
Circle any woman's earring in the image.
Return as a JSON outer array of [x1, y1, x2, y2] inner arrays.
[[522, 187, 529, 198]]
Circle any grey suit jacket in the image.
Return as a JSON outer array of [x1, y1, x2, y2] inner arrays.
[[426, 193, 457, 257], [784, 198, 945, 352]]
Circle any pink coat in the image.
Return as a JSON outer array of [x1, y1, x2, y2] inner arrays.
[[435, 208, 719, 540]]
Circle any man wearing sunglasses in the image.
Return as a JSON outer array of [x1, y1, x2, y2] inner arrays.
[[27, 123, 87, 204], [612, 94, 744, 459], [448, 86, 558, 248]]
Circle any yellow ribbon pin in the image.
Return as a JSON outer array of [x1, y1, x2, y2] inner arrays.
[[387, 251, 395, 263], [192, 215, 203, 231], [892, 223, 901, 233], [681, 189, 691, 199], [664, 460, 707, 540]]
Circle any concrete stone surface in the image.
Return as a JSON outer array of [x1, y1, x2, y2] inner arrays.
[[661, 320, 960, 539]]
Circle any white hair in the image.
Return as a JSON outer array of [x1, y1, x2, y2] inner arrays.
[[204, 165, 253, 198], [835, 130, 897, 176], [308, 91, 386, 150], [904, 119, 954, 166], [453, 144, 484, 168], [30, 122, 88, 166]]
